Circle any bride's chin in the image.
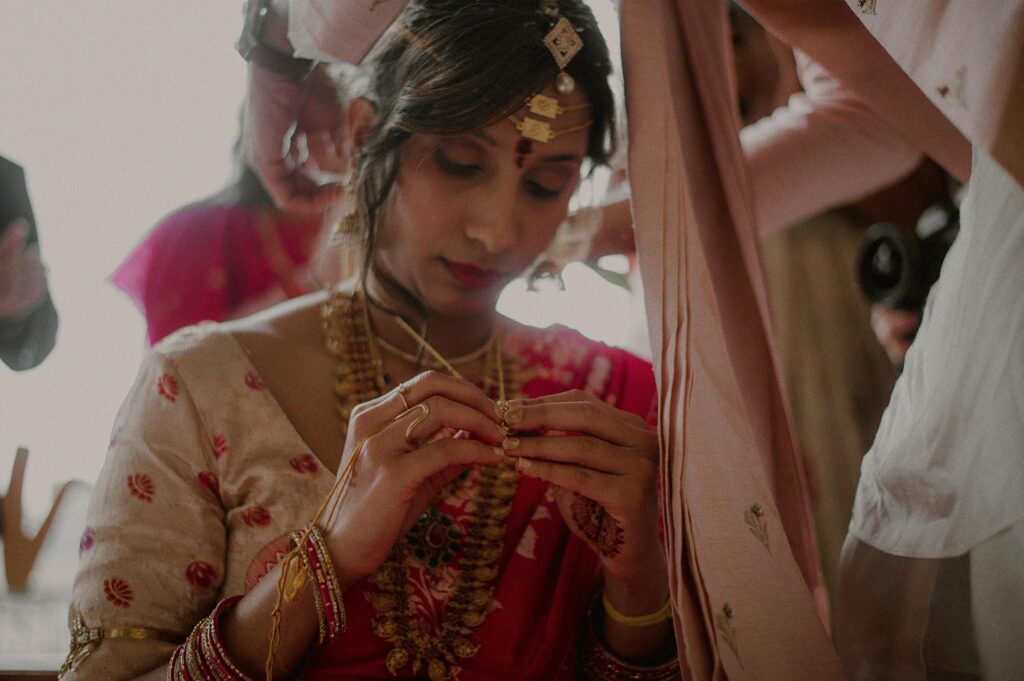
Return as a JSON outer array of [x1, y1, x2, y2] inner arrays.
[[427, 286, 500, 318]]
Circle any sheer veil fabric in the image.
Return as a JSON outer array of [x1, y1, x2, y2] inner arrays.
[[620, 2, 841, 678]]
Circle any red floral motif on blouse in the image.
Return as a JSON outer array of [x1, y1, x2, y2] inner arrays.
[[242, 506, 272, 528], [156, 373, 179, 402], [211, 434, 229, 460], [245, 534, 292, 592], [289, 453, 319, 474], [244, 371, 266, 390], [79, 527, 95, 554], [103, 578, 134, 608], [197, 471, 220, 497], [127, 473, 155, 502], [185, 561, 218, 590]]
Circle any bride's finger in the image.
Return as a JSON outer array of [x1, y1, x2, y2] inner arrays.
[[503, 393, 648, 446], [353, 370, 501, 428], [502, 433, 631, 475], [513, 457, 616, 502], [400, 438, 505, 484], [363, 395, 506, 460]]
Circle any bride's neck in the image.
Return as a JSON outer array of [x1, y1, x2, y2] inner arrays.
[[363, 269, 495, 360]]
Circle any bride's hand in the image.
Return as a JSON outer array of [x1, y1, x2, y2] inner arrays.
[[501, 391, 664, 585], [321, 371, 506, 588]]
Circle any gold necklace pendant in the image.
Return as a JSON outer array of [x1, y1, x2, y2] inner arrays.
[[370, 458, 519, 681], [406, 505, 462, 569]]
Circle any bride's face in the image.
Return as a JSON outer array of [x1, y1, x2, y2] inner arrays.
[[372, 86, 591, 320]]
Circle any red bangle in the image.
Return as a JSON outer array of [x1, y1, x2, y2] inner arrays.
[[166, 596, 252, 681]]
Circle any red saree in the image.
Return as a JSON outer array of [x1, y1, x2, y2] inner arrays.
[[303, 323, 658, 680]]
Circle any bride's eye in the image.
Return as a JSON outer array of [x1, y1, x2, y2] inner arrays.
[[434, 148, 482, 177], [525, 181, 561, 200], [525, 168, 572, 200]]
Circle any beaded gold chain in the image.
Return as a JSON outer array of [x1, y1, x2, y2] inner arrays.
[[321, 288, 523, 681]]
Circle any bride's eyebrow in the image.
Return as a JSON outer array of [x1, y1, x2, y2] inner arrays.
[[471, 131, 497, 147]]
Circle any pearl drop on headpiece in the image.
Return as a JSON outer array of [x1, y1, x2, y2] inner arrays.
[[556, 71, 575, 94]]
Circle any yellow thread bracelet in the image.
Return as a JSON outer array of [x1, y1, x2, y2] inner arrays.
[[601, 593, 673, 627]]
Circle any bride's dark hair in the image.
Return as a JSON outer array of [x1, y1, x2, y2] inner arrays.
[[349, 0, 616, 258]]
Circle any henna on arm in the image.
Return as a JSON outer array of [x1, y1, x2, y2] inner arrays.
[[571, 494, 624, 558]]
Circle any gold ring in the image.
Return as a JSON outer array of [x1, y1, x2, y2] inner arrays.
[[403, 403, 431, 444], [396, 382, 411, 411]]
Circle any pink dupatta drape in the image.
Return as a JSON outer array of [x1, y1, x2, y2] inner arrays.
[[621, 2, 842, 678]]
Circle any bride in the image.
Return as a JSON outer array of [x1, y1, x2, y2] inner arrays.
[[63, 2, 677, 679]]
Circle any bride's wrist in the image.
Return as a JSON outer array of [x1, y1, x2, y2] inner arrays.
[[602, 558, 669, 616], [321, 523, 374, 594]]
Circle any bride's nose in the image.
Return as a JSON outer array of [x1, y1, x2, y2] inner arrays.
[[463, 182, 519, 255]]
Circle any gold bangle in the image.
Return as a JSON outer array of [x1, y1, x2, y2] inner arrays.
[[601, 592, 673, 628]]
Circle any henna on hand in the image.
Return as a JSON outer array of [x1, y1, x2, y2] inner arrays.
[[571, 495, 624, 558]]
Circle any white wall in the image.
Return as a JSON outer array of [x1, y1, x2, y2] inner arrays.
[[0, 2, 246, 518]]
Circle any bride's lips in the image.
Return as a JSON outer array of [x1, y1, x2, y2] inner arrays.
[[442, 259, 506, 289]]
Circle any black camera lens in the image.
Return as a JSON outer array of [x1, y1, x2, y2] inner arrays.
[[868, 238, 903, 289], [857, 200, 959, 310], [858, 223, 921, 309]]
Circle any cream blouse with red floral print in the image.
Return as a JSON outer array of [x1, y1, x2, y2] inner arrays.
[[65, 323, 338, 679], [63, 318, 657, 680]]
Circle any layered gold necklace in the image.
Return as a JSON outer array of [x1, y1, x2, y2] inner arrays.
[[321, 288, 522, 681]]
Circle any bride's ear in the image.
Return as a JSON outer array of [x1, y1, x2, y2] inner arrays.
[[345, 97, 378, 153]]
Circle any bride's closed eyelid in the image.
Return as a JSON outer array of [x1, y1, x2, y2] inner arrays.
[[433, 149, 481, 177], [436, 139, 485, 164]]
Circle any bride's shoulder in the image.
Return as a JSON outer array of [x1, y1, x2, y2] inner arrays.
[[151, 288, 343, 370], [223, 284, 335, 358], [225, 288, 335, 343]]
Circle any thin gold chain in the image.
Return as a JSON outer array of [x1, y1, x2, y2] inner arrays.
[[375, 327, 495, 369]]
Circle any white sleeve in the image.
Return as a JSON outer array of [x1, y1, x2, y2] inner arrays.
[[287, 0, 409, 64], [741, 52, 923, 236]]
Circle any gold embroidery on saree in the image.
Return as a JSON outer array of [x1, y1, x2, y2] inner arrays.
[[857, 0, 877, 15], [743, 502, 771, 555], [715, 602, 741, 665], [60, 610, 183, 676]]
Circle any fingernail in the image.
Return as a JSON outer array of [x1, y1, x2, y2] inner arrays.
[[504, 405, 523, 425], [491, 447, 505, 459], [502, 437, 520, 451], [516, 457, 531, 470]]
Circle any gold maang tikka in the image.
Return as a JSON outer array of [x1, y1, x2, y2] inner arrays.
[[540, 1, 583, 95], [508, 2, 590, 144]]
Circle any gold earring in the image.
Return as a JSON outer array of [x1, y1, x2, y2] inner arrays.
[[330, 170, 359, 244]]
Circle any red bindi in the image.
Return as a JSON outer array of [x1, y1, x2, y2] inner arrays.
[[515, 139, 534, 168]]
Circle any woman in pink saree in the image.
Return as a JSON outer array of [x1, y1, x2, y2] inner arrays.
[[63, 2, 680, 679], [112, 150, 324, 345]]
